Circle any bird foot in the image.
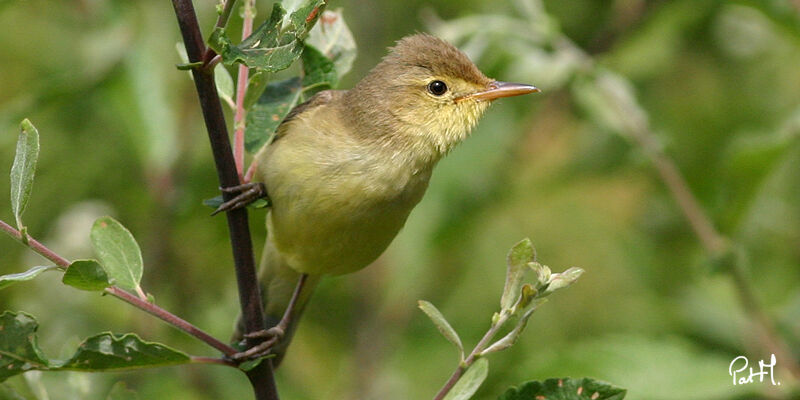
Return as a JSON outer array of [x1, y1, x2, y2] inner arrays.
[[231, 327, 285, 362], [212, 182, 268, 216]]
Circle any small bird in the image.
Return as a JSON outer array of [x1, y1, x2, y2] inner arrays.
[[226, 33, 538, 363]]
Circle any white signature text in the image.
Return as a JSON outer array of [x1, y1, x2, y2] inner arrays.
[[729, 354, 780, 386]]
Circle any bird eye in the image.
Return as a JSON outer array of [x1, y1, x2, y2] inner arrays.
[[427, 80, 448, 96]]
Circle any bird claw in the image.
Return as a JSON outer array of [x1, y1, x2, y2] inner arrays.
[[212, 182, 268, 216], [231, 327, 286, 362]]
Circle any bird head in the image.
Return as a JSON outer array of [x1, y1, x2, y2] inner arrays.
[[344, 34, 539, 160]]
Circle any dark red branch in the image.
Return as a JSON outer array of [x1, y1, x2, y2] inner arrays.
[[170, 0, 279, 398]]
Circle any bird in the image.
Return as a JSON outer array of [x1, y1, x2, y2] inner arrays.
[[224, 33, 539, 364]]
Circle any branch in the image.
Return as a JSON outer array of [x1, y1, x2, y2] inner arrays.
[[0, 219, 237, 357], [203, 0, 238, 65], [432, 317, 505, 400], [233, 0, 256, 181], [170, 0, 280, 398], [106, 286, 237, 356]]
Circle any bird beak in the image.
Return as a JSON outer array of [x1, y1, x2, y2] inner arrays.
[[457, 81, 540, 102]]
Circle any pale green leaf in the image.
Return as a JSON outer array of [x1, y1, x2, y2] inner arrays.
[[90, 216, 143, 292], [10, 119, 39, 230], [214, 64, 236, 109], [501, 238, 535, 310], [418, 300, 464, 360], [307, 9, 357, 78], [443, 357, 489, 400], [544, 267, 584, 295], [0, 266, 57, 290]]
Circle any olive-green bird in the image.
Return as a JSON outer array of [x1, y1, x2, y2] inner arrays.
[[226, 33, 538, 363]]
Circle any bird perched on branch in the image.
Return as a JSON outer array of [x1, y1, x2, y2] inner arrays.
[[222, 33, 539, 364]]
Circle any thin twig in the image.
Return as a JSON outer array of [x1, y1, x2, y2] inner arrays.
[[1, 219, 69, 268], [106, 287, 237, 356], [233, 0, 256, 181], [202, 0, 239, 65], [170, 0, 279, 398], [191, 356, 238, 367], [1, 218, 239, 356], [433, 313, 509, 400]]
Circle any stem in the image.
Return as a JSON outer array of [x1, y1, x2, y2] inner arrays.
[[1, 218, 238, 357], [233, 0, 256, 182], [191, 356, 238, 367], [203, 0, 238, 65], [1, 219, 69, 268], [106, 287, 237, 356], [433, 313, 509, 400], [170, 0, 279, 398]]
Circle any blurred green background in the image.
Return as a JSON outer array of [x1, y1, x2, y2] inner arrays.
[[1, 0, 799, 399]]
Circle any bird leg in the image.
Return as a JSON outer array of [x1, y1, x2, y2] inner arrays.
[[212, 182, 268, 216], [232, 274, 309, 362]]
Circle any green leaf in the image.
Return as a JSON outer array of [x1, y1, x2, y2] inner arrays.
[[443, 357, 489, 400], [208, 1, 325, 73], [0, 266, 57, 290], [214, 64, 236, 109], [106, 382, 139, 400], [244, 71, 272, 110], [418, 300, 464, 359], [529, 262, 551, 289], [239, 354, 276, 372], [497, 377, 626, 400], [56, 333, 190, 371], [90, 216, 143, 292], [543, 267, 584, 296], [301, 44, 337, 95], [63, 259, 110, 291], [245, 77, 303, 153], [307, 9, 357, 78], [10, 119, 40, 230], [501, 238, 535, 311], [0, 312, 49, 382], [0, 312, 189, 381]]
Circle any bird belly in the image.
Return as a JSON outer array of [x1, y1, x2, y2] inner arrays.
[[266, 161, 431, 276]]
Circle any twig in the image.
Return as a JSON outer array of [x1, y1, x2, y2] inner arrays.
[[1, 219, 69, 268], [233, 0, 256, 181], [107, 287, 237, 356], [191, 356, 238, 367], [170, 0, 280, 398], [202, 0, 238, 66], [1, 219, 238, 357], [433, 313, 509, 400]]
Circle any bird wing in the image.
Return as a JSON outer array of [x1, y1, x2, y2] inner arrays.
[[272, 90, 346, 143]]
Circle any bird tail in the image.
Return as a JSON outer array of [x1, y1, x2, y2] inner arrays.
[[232, 236, 319, 366]]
